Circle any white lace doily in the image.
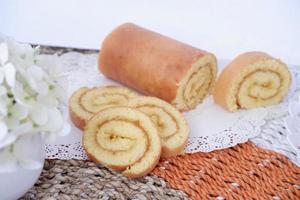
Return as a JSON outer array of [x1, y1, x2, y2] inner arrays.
[[45, 52, 300, 167], [251, 66, 300, 167]]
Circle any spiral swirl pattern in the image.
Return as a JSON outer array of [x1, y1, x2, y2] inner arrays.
[[83, 107, 161, 178], [172, 55, 217, 111], [213, 52, 291, 112], [129, 97, 189, 157], [69, 86, 138, 129]]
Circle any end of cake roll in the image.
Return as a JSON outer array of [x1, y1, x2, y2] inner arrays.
[[213, 51, 291, 112], [128, 96, 190, 158], [172, 53, 217, 111]]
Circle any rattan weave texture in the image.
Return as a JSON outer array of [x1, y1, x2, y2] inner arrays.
[[21, 160, 188, 200], [152, 142, 300, 200]]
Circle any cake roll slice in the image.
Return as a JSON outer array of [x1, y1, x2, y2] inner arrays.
[[99, 23, 217, 111], [128, 96, 189, 158], [69, 86, 138, 129], [83, 107, 161, 178], [213, 52, 291, 112]]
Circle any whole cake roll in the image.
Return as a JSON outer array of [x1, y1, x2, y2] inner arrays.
[[69, 86, 138, 129], [83, 107, 161, 178], [213, 52, 291, 112], [99, 23, 217, 111], [128, 96, 189, 158]]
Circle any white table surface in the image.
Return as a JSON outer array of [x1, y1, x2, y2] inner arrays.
[[1, 0, 299, 64]]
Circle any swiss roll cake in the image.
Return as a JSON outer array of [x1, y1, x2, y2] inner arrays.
[[99, 23, 217, 111], [83, 107, 161, 178], [213, 52, 291, 112]]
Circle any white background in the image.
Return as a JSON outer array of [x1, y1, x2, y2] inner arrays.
[[1, 0, 299, 64]]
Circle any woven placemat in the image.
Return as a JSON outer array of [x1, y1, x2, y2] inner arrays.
[[21, 142, 300, 200], [20, 160, 189, 200], [153, 142, 300, 200]]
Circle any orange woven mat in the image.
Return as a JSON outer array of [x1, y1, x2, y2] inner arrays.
[[152, 142, 300, 200]]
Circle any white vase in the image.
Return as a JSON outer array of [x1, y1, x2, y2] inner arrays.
[[0, 134, 45, 200]]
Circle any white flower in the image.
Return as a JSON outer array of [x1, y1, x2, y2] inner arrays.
[[35, 54, 61, 78], [30, 103, 48, 126], [12, 103, 29, 120], [0, 135, 42, 173], [3, 63, 16, 87], [0, 122, 8, 145], [7, 40, 36, 68], [0, 35, 70, 172], [0, 43, 8, 65], [37, 93, 59, 108], [0, 86, 8, 116], [0, 122, 17, 149], [0, 85, 6, 95], [0, 43, 16, 88], [41, 107, 63, 132], [0, 70, 3, 84], [24, 65, 49, 96], [28, 65, 44, 81], [52, 84, 67, 103], [13, 84, 35, 107]]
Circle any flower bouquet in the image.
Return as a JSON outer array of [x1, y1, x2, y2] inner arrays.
[[0, 35, 69, 199]]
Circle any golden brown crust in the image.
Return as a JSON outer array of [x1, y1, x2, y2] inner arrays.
[[160, 138, 188, 158], [69, 105, 87, 130], [68, 87, 90, 130], [122, 154, 160, 178], [84, 147, 127, 171], [99, 23, 214, 106]]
